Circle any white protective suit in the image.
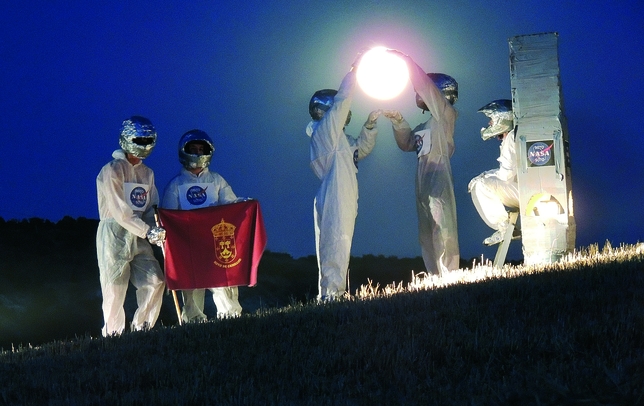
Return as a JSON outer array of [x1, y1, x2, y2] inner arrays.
[[308, 70, 378, 299], [390, 63, 460, 275], [96, 149, 165, 336], [469, 129, 519, 231], [161, 167, 242, 321]]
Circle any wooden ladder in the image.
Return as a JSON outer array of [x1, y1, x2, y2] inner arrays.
[[493, 211, 519, 268]]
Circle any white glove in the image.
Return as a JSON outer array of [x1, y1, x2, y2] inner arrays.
[[386, 48, 410, 62], [382, 110, 404, 125], [364, 109, 382, 130], [351, 49, 367, 71], [146, 226, 166, 247]]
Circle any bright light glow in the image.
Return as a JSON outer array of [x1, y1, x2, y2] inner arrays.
[[535, 200, 562, 217], [526, 193, 564, 217], [356, 47, 409, 100]]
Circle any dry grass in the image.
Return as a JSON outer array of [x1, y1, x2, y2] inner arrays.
[[1, 241, 643, 405]]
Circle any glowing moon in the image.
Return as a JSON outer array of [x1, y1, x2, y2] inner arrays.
[[356, 47, 409, 100]]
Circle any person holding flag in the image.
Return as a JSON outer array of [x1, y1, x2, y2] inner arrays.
[[161, 129, 243, 322], [306, 52, 381, 301], [96, 115, 166, 336]]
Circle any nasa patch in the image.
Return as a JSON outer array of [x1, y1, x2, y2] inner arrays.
[[179, 182, 216, 208], [186, 185, 208, 206], [414, 129, 432, 157], [124, 182, 150, 212], [527, 141, 554, 167]]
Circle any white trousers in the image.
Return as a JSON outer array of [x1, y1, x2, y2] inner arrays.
[[181, 287, 242, 322], [100, 254, 165, 336], [470, 176, 519, 231], [314, 197, 355, 299]]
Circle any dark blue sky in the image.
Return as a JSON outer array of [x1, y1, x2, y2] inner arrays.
[[1, 1, 642, 261]]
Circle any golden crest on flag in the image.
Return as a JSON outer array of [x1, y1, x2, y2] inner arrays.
[[211, 219, 240, 267]]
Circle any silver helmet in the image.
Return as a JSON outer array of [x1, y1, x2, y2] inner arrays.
[[308, 89, 352, 126], [478, 99, 514, 141], [416, 73, 458, 111], [178, 129, 215, 170], [119, 116, 157, 159]]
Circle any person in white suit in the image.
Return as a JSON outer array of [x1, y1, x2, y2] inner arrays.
[[161, 129, 243, 321], [307, 54, 380, 301], [468, 99, 520, 246], [382, 50, 460, 275], [96, 115, 166, 336]]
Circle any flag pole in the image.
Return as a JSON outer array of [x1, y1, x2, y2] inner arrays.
[[153, 205, 182, 325]]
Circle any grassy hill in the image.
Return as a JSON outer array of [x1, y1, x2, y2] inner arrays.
[[1, 218, 643, 404], [0, 217, 431, 348]]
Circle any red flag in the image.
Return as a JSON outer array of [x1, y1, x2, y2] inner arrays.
[[158, 200, 267, 290]]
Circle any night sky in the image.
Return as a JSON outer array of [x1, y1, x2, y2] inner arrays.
[[1, 1, 642, 262]]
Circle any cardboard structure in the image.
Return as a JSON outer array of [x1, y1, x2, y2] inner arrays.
[[509, 32, 576, 265]]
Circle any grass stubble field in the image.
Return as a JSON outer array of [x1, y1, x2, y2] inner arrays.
[[1, 237, 643, 405]]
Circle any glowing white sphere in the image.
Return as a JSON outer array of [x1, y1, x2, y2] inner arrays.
[[356, 47, 409, 100]]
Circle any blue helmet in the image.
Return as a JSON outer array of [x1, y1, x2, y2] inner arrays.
[[178, 129, 215, 169], [416, 73, 459, 110], [309, 89, 336, 121], [308, 89, 352, 125]]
